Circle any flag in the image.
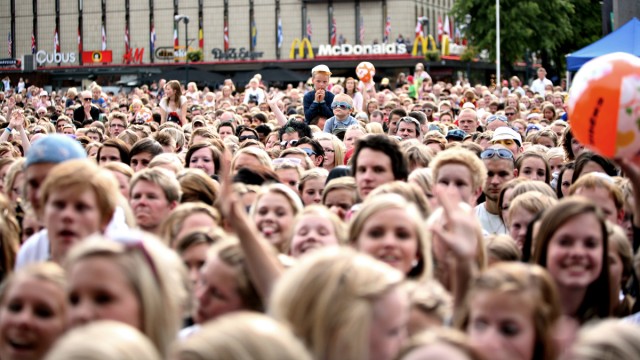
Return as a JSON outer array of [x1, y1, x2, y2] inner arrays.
[[455, 25, 462, 45], [443, 16, 450, 36], [415, 19, 423, 38], [437, 16, 443, 43], [251, 19, 257, 48], [223, 20, 229, 51], [449, 16, 454, 39], [383, 16, 391, 43], [31, 32, 36, 54], [7, 32, 11, 58], [306, 18, 312, 41], [173, 27, 178, 49], [101, 24, 106, 50], [359, 16, 365, 44], [277, 17, 283, 49], [77, 27, 82, 54], [54, 28, 60, 53], [124, 26, 130, 53], [198, 16, 204, 49], [150, 24, 156, 54], [330, 17, 337, 46]]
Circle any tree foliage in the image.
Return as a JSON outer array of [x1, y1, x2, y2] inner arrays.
[[451, 0, 601, 78]]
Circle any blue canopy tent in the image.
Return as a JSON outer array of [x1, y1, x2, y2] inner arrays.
[[566, 17, 640, 72]]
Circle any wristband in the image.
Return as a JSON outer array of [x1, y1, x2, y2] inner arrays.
[[5, 127, 11, 133]]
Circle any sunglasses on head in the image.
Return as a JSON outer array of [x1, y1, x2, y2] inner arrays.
[[486, 115, 508, 124], [481, 148, 514, 160], [239, 135, 258, 142], [300, 147, 317, 156], [331, 101, 352, 110]]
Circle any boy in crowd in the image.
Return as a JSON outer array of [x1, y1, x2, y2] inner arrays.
[[323, 94, 358, 134], [303, 65, 335, 124]]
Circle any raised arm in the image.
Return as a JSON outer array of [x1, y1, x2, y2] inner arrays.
[[267, 91, 287, 127]]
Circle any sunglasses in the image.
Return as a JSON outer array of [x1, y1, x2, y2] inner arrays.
[[280, 139, 299, 147], [331, 101, 352, 110], [272, 158, 302, 166], [300, 147, 317, 156], [84, 98, 92, 102], [481, 148, 514, 160], [486, 115, 508, 124], [239, 135, 258, 142], [505, 112, 516, 116]]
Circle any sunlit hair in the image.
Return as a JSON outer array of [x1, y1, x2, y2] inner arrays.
[[3, 158, 25, 202], [403, 279, 453, 332], [408, 167, 434, 198], [164, 80, 182, 102], [533, 197, 610, 323], [177, 169, 220, 206], [510, 179, 557, 201], [45, 320, 161, 360], [570, 320, 640, 360], [507, 191, 557, 227], [97, 138, 131, 165], [349, 193, 433, 280], [148, 153, 184, 174], [397, 328, 485, 360], [485, 234, 521, 264], [516, 151, 551, 184], [0, 261, 67, 308], [405, 144, 434, 170], [457, 262, 561, 360], [0, 206, 19, 278], [39, 159, 119, 227], [569, 172, 624, 212], [313, 132, 346, 168], [64, 233, 189, 358], [298, 167, 328, 193], [368, 181, 431, 219], [173, 312, 311, 360], [321, 176, 358, 205], [269, 247, 404, 360], [130, 167, 182, 204], [159, 202, 221, 247], [231, 147, 273, 172], [285, 205, 347, 255], [430, 148, 487, 191]]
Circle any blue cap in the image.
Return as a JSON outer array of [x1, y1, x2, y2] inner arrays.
[[25, 134, 87, 167]]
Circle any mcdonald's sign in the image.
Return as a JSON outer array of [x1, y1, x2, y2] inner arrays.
[[289, 38, 314, 59], [411, 35, 437, 56]]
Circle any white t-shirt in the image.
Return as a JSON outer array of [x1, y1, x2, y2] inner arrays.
[[530, 78, 553, 96], [160, 96, 188, 115], [474, 203, 507, 235]]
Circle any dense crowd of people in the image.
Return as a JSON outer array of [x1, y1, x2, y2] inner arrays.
[[0, 62, 639, 360]]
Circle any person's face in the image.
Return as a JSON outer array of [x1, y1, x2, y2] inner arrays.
[[369, 286, 409, 360], [319, 139, 335, 169], [44, 188, 103, 263], [553, 97, 563, 109], [98, 146, 122, 165], [367, 102, 378, 114], [543, 109, 554, 121], [130, 152, 154, 172], [551, 125, 565, 139], [537, 69, 546, 79], [547, 212, 604, 290], [570, 138, 585, 159], [508, 207, 535, 251], [107, 171, 130, 201], [266, 135, 279, 150], [164, 85, 174, 97], [86, 132, 100, 143], [439, 115, 452, 124], [275, 169, 300, 194], [518, 157, 546, 182], [344, 130, 364, 151], [0, 276, 67, 360], [181, 242, 209, 291], [609, 240, 624, 295], [548, 157, 564, 175], [194, 255, 244, 324], [25, 163, 56, 214], [68, 257, 141, 330], [281, 132, 300, 148], [189, 148, 215, 176], [290, 215, 338, 258], [109, 119, 126, 137], [217, 126, 234, 140], [357, 207, 419, 275], [467, 291, 536, 360], [355, 148, 395, 199], [492, 139, 520, 157], [388, 114, 401, 135], [9, 172, 24, 204], [300, 178, 324, 206], [370, 113, 383, 123], [175, 213, 218, 243], [458, 113, 478, 133], [580, 160, 606, 178], [397, 121, 418, 140], [484, 159, 516, 201], [232, 153, 261, 174], [130, 180, 176, 233], [313, 74, 329, 91], [253, 192, 295, 249], [536, 135, 554, 149], [574, 186, 619, 224], [560, 169, 574, 198], [435, 163, 478, 205], [91, 89, 101, 99], [323, 188, 354, 220], [55, 120, 67, 133]]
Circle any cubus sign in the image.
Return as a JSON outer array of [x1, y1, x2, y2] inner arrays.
[[289, 38, 313, 59], [36, 51, 77, 64], [317, 43, 408, 56], [123, 48, 144, 64]]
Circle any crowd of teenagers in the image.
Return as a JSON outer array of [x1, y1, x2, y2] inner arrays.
[[0, 61, 640, 360]]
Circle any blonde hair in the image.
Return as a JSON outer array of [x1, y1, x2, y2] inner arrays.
[[3, 158, 25, 201], [430, 148, 487, 192], [231, 147, 273, 172], [485, 234, 521, 263], [269, 247, 404, 360], [149, 153, 185, 174], [398, 328, 485, 360], [570, 320, 640, 360], [368, 181, 431, 219], [286, 205, 347, 255], [313, 132, 346, 168], [321, 176, 358, 204], [64, 234, 189, 358], [173, 312, 311, 360], [349, 193, 433, 281], [408, 167, 434, 198], [159, 202, 221, 247], [404, 279, 453, 330], [45, 320, 161, 360], [507, 191, 557, 226]]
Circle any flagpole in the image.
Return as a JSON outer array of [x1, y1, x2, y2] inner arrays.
[[496, 0, 500, 88]]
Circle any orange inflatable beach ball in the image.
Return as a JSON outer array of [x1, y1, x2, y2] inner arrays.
[[568, 52, 640, 158], [356, 62, 375, 83]]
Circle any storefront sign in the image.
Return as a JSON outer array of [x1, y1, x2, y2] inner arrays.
[[123, 48, 145, 64], [317, 43, 408, 56], [289, 38, 314, 59], [36, 51, 77, 64], [82, 50, 113, 64], [0, 58, 20, 68], [211, 48, 264, 60]]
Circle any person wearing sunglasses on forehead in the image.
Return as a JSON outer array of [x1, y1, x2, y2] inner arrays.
[[322, 94, 359, 134], [73, 90, 101, 123], [475, 146, 517, 235]]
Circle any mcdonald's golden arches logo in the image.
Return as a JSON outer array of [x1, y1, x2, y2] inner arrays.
[[289, 38, 314, 59], [411, 35, 437, 56]]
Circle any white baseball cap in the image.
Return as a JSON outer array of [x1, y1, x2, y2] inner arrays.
[[491, 127, 522, 146], [311, 64, 332, 76]]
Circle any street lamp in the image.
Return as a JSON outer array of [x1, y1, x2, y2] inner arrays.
[[175, 14, 190, 84]]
